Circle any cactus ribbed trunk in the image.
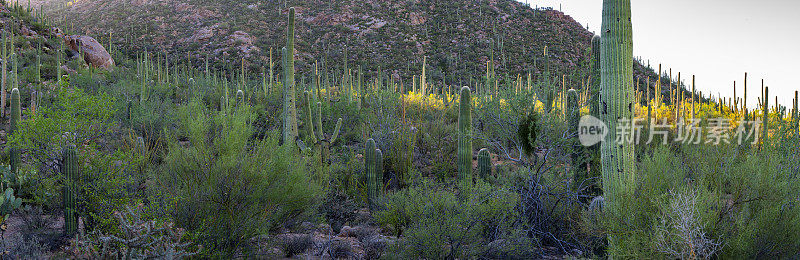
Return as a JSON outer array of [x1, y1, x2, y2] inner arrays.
[[458, 87, 472, 181], [567, 89, 582, 180], [375, 148, 383, 194], [477, 148, 490, 180], [590, 36, 601, 118], [793, 91, 798, 135], [281, 8, 298, 146], [63, 145, 79, 236], [763, 87, 769, 146], [599, 0, 636, 252], [9, 88, 20, 173], [1, 30, 7, 117], [365, 139, 377, 211]]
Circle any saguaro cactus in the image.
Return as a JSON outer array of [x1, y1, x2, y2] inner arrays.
[[477, 148, 491, 180], [375, 148, 383, 194], [282, 7, 298, 146], [365, 139, 377, 210], [590, 36, 601, 118], [9, 88, 20, 173], [566, 89, 582, 180], [458, 86, 473, 181], [763, 86, 769, 145], [63, 145, 79, 236], [599, 0, 635, 251]]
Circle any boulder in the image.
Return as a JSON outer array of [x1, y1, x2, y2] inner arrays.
[[64, 35, 114, 70]]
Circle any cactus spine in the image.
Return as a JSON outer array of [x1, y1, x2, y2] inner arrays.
[[458, 86, 472, 181], [281, 7, 298, 145], [63, 145, 79, 236], [9, 88, 20, 173], [477, 148, 491, 180], [599, 0, 635, 252]]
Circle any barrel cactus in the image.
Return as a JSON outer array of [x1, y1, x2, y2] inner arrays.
[[457, 86, 472, 181], [9, 88, 20, 173], [477, 148, 491, 180], [63, 144, 79, 236]]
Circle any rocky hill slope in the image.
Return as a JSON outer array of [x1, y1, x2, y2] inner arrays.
[[37, 0, 671, 94]]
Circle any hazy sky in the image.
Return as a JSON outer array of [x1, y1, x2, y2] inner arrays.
[[519, 0, 800, 108]]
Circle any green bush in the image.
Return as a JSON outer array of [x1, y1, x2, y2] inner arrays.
[[157, 100, 322, 257], [375, 180, 520, 259], [601, 144, 800, 258]]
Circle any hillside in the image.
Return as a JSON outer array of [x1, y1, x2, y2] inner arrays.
[[35, 0, 670, 94]]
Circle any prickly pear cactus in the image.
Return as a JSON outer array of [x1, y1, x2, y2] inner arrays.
[[458, 87, 473, 181]]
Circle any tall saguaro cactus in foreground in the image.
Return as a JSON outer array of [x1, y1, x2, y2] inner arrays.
[[458, 86, 473, 181], [599, 0, 635, 252], [63, 145, 79, 236], [282, 8, 298, 146], [9, 88, 20, 173]]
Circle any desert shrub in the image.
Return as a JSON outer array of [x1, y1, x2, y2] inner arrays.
[[376, 180, 519, 259], [279, 234, 313, 257], [1, 232, 46, 259], [9, 88, 116, 175], [157, 101, 322, 257], [71, 204, 196, 259], [601, 143, 800, 258]]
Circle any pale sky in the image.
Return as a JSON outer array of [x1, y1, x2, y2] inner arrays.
[[518, 0, 800, 109]]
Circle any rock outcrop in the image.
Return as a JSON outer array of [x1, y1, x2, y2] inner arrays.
[[64, 35, 115, 70]]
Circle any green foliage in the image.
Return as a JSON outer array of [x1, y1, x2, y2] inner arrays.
[[599, 144, 800, 258], [518, 109, 540, 158], [159, 100, 321, 256], [376, 180, 520, 259], [9, 88, 116, 166]]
